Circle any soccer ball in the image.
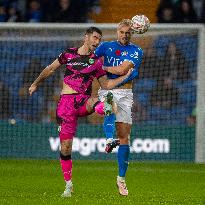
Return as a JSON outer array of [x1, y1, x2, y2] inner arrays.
[[131, 14, 150, 34]]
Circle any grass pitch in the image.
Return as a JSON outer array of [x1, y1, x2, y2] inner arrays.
[[0, 159, 205, 205]]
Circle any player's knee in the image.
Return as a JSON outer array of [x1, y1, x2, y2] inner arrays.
[[60, 152, 72, 160], [118, 136, 130, 144], [93, 101, 105, 115], [60, 148, 72, 156]]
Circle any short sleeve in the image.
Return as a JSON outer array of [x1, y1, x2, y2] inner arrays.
[[94, 42, 106, 57], [124, 47, 144, 68], [95, 59, 106, 79], [58, 51, 67, 65]]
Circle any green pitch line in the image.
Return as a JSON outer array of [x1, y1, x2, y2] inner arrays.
[[0, 160, 205, 205]]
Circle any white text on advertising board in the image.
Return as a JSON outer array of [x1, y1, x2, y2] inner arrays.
[[49, 137, 170, 156]]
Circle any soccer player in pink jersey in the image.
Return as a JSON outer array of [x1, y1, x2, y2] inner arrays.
[[28, 27, 132, 197]]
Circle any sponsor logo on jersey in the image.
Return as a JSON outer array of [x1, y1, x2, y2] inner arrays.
[[107, 56, 122, 66], [66, 56, 94, 70], [130, 51, 139, 59], [67, 62, 89, 67]]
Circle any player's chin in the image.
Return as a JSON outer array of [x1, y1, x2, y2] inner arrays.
[[120, 39, 129, 45], [91, 45, 98, 51]]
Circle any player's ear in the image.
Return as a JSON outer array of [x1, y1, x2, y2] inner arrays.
[[82, 35, 86, 42], [84, 34, 89, 41]]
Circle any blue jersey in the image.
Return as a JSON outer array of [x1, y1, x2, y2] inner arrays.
[[94, 41, 143, 86]]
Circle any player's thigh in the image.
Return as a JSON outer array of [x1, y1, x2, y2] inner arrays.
[[61, 139, 73, 155], [56, 95, 78, 138], [116, 122, 132, 144]]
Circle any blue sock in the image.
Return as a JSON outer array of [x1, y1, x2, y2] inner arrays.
[[103, 113, 116, 139], [118, 145, 130, 177]]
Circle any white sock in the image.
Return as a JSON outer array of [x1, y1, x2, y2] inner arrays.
[[117, 176, 125, 182], [66, 180, 72, 186]]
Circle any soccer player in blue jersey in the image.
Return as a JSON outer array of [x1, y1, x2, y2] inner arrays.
[[95, 19, 144, 196]]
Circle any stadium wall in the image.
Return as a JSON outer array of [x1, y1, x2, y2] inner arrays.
[[0, 122, 195, 161]]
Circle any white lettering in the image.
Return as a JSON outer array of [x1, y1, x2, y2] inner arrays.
[[107, 56, 114, 64], [153, 139, 170, 153], [132, 138, 170, 153], [66, 62, 90, 67], [143, 139, 153, 153], [49, 137, 170, 156], [73, 138, 80, 152], [106, 56, 123, 66], [49, 137, 60, 151], [97, 138, 106, 152], [115, 59, 121, 66], [130, 51, 139, 58], [90, 138, 98, 152], [79, 138, 91, 156], [132, 139, 143, 153]]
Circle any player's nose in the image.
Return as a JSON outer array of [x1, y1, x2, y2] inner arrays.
[[96, 38, 101, 45]]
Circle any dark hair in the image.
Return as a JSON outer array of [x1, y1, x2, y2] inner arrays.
[[85, 27, 102, 36]]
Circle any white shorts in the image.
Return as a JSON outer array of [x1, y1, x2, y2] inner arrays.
[[98, 89, 133, 124]]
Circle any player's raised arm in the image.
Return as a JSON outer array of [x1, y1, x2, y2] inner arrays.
[[103, 61, 134, 75], [98, 68, 133, 89], [29, 59, 61, 96]]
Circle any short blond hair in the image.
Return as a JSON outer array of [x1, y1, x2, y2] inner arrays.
[[118, 19, 133, 28]]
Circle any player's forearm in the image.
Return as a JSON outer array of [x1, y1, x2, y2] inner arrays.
[[103, 74, 129, 89], [104, 65, 128, 75], [32, 66, 54, 86]]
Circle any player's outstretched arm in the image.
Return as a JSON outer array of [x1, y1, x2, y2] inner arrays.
[[29, 59, 61, 96], [98, 68, 133, 90], [104, 61, 134, 75]]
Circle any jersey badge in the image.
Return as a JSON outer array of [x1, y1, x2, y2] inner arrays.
[[89, 58, 95, 64], [115, 50, 121, 56]]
